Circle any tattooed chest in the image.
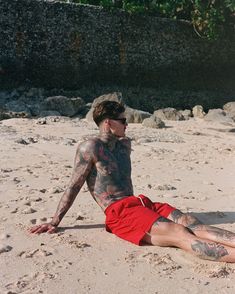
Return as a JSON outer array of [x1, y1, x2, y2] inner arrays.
[[95, 146, 131, 178]]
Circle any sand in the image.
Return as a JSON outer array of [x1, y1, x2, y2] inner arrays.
[[1, 116, 235, 294]]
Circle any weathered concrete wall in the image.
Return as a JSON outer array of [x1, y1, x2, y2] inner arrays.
[[0, 0, 235, 89]]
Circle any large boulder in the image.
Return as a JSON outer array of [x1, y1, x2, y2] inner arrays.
[[142, 116, 165, 128], [0, 110, 11, 120], [223, 102, 235, 121], [42, 96, 85, 117], [5, 100, 32, 118], [192, 105, 205, 118], [91, 92, 122, 108], [39, 110, 62, 117], [223, 102, 235, 113], [154, 108, 185, 121], [125, 107, 151, 123], [179, 109, 192, 120], [204, 109, 234, 124], [86, 92, 123, 122]]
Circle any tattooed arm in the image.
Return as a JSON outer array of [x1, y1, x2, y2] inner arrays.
[[29, 140, 95, 234]]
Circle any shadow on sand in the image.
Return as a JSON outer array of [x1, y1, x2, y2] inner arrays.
[[59, 224, 105, 232], [58, 212, 235, 232], [191, 211, 235, 226]]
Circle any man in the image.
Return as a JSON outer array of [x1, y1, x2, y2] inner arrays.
[[30, 101, 235, 262]]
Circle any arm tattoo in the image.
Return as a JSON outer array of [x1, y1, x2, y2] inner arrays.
[[50, 140, 94, 226], [191, 240, 228, 261]]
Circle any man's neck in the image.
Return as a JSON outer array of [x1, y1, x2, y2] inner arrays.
[[99, 130, 118, 150]]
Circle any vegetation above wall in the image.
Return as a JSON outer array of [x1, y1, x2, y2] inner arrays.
[[62, 0, 235, 40]]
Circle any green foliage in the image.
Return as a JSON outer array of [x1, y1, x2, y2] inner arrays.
[[190, 0, 234, 39], [65, 0, 235, 39]]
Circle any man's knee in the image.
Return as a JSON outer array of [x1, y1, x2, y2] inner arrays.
[[150, 218, 187, 236], [174, 211, 203, 229], [185, 214, 203, 231], [146, 221, 189, 246]]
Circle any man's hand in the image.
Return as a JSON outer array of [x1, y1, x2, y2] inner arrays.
[[29, 223, 57, 234]]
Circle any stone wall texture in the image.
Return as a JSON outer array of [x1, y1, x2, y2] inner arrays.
[[0, 0, 235, 89]]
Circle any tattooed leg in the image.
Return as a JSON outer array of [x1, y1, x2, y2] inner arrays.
[[191, 226, 235, 248], [191, 239, 229, 261], [168, 209, 203, 228], [142, 217, 235, 262], [168, 209, 235, 248]]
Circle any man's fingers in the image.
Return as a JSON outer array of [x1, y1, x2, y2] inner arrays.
[[48, 227, 56, 234], [28, 225, 41, 233], [28, 223, 56, 234]]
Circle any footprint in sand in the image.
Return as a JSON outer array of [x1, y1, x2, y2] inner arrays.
[[5, 271, 57, 293], [125, 250, 181, 275], [140, 252, 182, 274], [17, 248, 53, 258], [193, 262, 235, 278], [29, 217, 50, 225], [52, 234, 91, 250], [0, 244, 13, 254], [10, 207, 19, 214], [0, 233, 10, 240], [21, 207, 37, 214]]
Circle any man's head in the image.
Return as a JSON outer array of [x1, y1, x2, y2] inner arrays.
[[93, 100, 127, 137]]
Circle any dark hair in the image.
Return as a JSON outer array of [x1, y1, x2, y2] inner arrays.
[[93, 100, 125, 126]]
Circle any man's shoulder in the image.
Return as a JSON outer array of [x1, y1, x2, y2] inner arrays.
[[118, 137, 132, 151], [78, 137, 102, 152]]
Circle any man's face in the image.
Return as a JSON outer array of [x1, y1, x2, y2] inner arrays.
[[108, 113, 127, 137]]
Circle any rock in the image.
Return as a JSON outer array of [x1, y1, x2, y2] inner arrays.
[[125, 106, 151, 123], [154, 108, 185, 121], [0, 233, 10, 240], [142, 116, 165, 128], [179, 109, 192, 120], [0, 244, 12, 254], [15, 137, 38, 145], [192, 105, 205, 118], [204, 109, 234, 124], [91, 92, 123, 108], [86, 92, 122, 122], [39, 110, 61, 117], [36, 118, 47, 125], [25, 87, 44, 98], [22, 207, 37, 214], [0, 90, 10, 101], [0, 111, 11, 121], [28, 103, 41, 116], [223, 102, 235, 121], [15, 138, 29, 145], [223, 101, 235, 113], [42, 96, 85, 117], [49, 186, 64, 194], [5, 101, 32, 118]]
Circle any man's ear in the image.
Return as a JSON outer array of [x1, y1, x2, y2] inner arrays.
[[104, 119, 110, 126]]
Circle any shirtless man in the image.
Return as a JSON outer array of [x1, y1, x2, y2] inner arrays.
[[30, 101, 235, 262]]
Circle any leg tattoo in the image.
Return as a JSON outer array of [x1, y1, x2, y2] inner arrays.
[[170, 209, 183, 223], [154, 216, 172, 226], [191, 240, 229, 261], [203, 226, 235, 242], [170, 210, 202, 229]]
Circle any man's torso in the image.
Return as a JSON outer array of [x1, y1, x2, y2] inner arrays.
[[85, 136, 133, 210]]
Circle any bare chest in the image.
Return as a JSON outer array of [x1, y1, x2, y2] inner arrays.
[[95, 144, 131, 177]]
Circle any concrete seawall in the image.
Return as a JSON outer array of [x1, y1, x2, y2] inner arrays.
[[0, 0, 235, 93]]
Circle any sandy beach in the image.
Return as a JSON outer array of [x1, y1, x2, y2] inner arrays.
[[1, 116, 235, 294]]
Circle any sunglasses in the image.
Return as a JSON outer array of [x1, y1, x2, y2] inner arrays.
[[111, 118, 127, 125]]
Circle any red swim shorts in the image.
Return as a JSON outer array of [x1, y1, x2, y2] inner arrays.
[[105, 194, 176, 245]]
